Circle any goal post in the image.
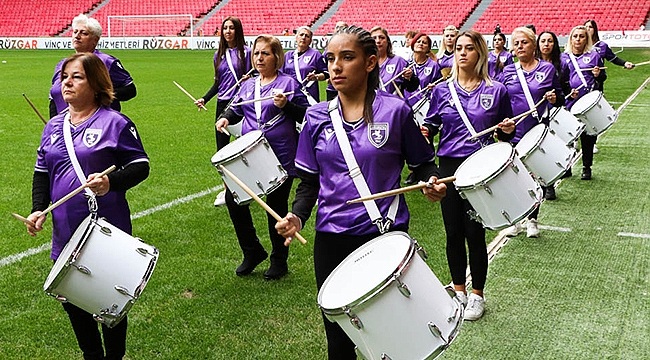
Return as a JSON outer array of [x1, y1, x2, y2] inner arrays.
[[107, 14, 194, 38]]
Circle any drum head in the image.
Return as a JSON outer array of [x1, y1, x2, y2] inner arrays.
[[570, 91, 601, 115], [210, 130, 263, 164], [43, 215, 94, 291], [318, 232, 412, 310], [515, 124, 547, 158], [454, 142, 513, 188]]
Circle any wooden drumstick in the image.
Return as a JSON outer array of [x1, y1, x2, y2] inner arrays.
[[565, 83, 587, 100], [22, 93, 47, 124], [469, 97, 547, 140], [407, 75, 450, 100], [580, 66, 607, 71], [384, 63, 414, 86], [215, 122, 231, 136], [12, 212, 36, 227], [218, 165, 307, 245], [346, 176, 456, 204], [173, 81, 208, 111], [223, 68, 256, 97], [230, 92, 294, 107], [392, 80, 404, 99], [633, 60, 650, 67]]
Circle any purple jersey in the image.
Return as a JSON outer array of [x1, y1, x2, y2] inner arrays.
[[214, 46, 252, 100], [230, 73, 309, 176], [50, 50, 134, 114], [500, 61, 562, 143], [283, 47, 327, 101], [378, 55, 410, 94], [437, 51, 454, 70], [592, 40, 617, 78], [404, 57, 442, 106], [488, 50, 514, 79], [560, 51, 602, 109], [424, 80, 512, 157], [34, 107, 149, 260], [296, 92, 435, 235]]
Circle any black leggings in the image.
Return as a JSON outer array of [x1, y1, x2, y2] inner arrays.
[[438, 157, 488, 291], [215, 99, 232, 151], [62, 302, 127, 360]]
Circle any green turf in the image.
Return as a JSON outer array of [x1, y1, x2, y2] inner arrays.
[[0, 48, 648, 359]]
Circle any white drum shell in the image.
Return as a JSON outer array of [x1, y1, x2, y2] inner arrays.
[[318, 232, 463, 360], [515, 124, 578, 186], [43, 215, 158, 328], [570, 91, 618, 136], [548, 107, 585, 145], [454, 142, 542, 230], [211, 130, 288, 204], [226, 120, 242, 138]]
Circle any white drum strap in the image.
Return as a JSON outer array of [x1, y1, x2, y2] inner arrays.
[[328, 98, 399, 234], [224, 49, 239, 98], [293, 51, 304, 84], [568, 54, 588, 89], [62, 114, 95, 197], [293, 53, 318, 106], [447, 80, 478, 136], [515, 63, 539, 120], [254, 77, 262, 121]]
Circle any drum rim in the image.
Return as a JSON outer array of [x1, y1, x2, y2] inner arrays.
[[515, 123, 548, 161], [211, 130, 265, 165], [570, 91, 602, 115], [318, 231, 417, 315], [454, 142, 516, 190]]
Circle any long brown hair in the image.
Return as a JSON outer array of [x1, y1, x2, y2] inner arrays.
[[214, 17, 246, 83]]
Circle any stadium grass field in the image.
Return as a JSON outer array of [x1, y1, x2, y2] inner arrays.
[[0, 48, 649, 359]]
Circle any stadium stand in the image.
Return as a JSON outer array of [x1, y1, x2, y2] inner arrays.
[[0, 0, 100, 36], [472, 0, 650, 35]]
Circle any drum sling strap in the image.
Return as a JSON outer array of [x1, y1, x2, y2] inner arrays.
[[568, 53, 589, 90], [328, 98, 399, 234], [223, 49, 240, 99], [515, 63, 540, 121], [62, 112, 99, 212], [448, 79, 494, 146], [293, 51, 318, 106], [254, 77, 283, 130]]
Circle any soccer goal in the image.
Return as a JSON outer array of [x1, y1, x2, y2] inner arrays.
[[107, 14, 194, 37]]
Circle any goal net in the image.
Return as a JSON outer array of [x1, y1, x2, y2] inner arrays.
[[107, 14, 194, 37]]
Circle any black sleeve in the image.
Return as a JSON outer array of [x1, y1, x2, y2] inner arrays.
[[107, 161, 150, 192], [410, 161, 441, 182], [202, 81, 219, 103], [291, 169, 319, 227], [31, 171, 51, 213], [611, 57, 627, 67], [496, 127, 515, 142], [49, 100, 57, 119], [401, 74, 420, 92], [114, 83, 136, 102], [222, 108, 243, 124], [282, 101, 307, 123]]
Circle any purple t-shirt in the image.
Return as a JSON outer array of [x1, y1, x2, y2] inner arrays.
[[214, 46, 252, 100], [404, 57, 442, 106], [296, 92, 435, 235], [379, 55, 410, 94], [592, 40, 617, 78], [437, 51, 454, 70], [50, 50, 134, 114], [499, 60, 562, 143], [488, 50, 514, 79], [424, 79, 512, 157], [230, 73, 309, 176], [282, 47, 327, 101], [35, 107, 149, 260], [560, 51, 602, 109]]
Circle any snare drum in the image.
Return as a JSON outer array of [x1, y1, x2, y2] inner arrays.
[[413, 97, 430, 127], [318, 232, 463, 360], [454, 142, 542, 230], [211, 130, 288, 204], [43, 215, 158, 328], [570, 91, 618, 136], [548, 107, 585, 145], [515, 124, 578, 186]]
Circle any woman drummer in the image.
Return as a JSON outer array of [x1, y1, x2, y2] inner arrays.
[[370, 26, 419, 96], [436, 25, 458, 73], [422, 30, 515, 321], [561, 25, 605, 180], [275, 25, 446, 359], [498, 27, 564, 238], [282, 26, 328, 104], [405, 32, 443, 108], [488, 32, 514, 79], [585, 19, 635, 89], [216, 35, 309, 280]]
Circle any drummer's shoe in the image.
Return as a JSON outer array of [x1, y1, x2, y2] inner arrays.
[[236, 250, 268, 276], [214, 190, 226, 207], [544, 186, 556, 201], [264, 262, 288, 280], [561, 168, 573, 179], [527, 219, 540, 238], [593, 144, 599, 154], [464, 293, 485, 321], [503, 222, 524, 237], [581, 167, 592, 180]]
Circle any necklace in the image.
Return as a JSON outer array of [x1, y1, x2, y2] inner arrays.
[[459, 79, 481, 92], [70, 107, 98, 126]]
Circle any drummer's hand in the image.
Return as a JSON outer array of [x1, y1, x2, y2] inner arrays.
[[194, 98, 207, 111], [87, 172, 110, 196], [26, 211, 46, 236], [592, 66, 601, 77], [426, 82, 435, 90], [571, 88, 579, 99], [544, 90, 557, 104], [402, 67, 413, 80], [241, 74, 252, 82], [216, 118, 230, 133], [273, 93, 288, 108], [422, 177, 447, 202], [306, 71, 318, 81], [275, 212, 302, 247], [624, 61, 635, 69], [498, 118, 515, 134], [420, 125, 430, 138]]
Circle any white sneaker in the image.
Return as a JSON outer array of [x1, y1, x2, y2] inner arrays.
[[455, 291, 468, 307], [593, 144, 599, 154], [503, 222, 524, 237], [527, 219, 540, 238], [213, 190, 226, 207], [464, 293, 485, 321]]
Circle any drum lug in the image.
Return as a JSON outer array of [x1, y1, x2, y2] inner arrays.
[[115, 285, 135, 299], [428, 322, 448, 344], [256, 180, 264, 192], [396, 277, 411, 297], [354, 347, 367, 360], [501, 210, 512, 223], [416, 244, 428, 260], [482, 184, 492, 195], [93, 314, 104, 323], [73, 264, 91, 275], [232, 192, 240, 203], [445, 285, 456, 299], [54, 295, 68, 303], [512, 163, 520, 173], [528, 189, 537, 199], [538, 147, 546, 154], [380, 354, 393, 360], [467, 210, 482, 224], [136, 247, 150, 256], [345, 308, 363, 330], [555, 161, 564, 168], [458, 190, 467, 200], [241, 156, 249, 166], [100, 226, 112, 236]]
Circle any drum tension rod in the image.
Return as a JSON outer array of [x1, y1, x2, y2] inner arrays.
[[344, 308, 363, 330]]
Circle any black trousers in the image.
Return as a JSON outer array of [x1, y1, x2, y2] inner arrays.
[[438, 157, 488, 291], [225, 178, 294, 265], [314, 226, 407, 360], [580, 132, 597, 168], [62, 302, 127, 360], [215, 99, 232, 151]]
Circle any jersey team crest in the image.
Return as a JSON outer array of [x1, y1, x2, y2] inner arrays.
[[424, 67, 432, 76], [83, 129, 102, 147], [582, 56, 592, 64], [480, 94, 494, 110], [535, 71, 546, 83], [368, 123, 389, 148], [303, 56, 312, 63], [386, 64, 396, 74]]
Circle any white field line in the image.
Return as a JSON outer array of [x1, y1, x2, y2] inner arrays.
[[617, 232, 650, 239], [0, 186, 222, 268]]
